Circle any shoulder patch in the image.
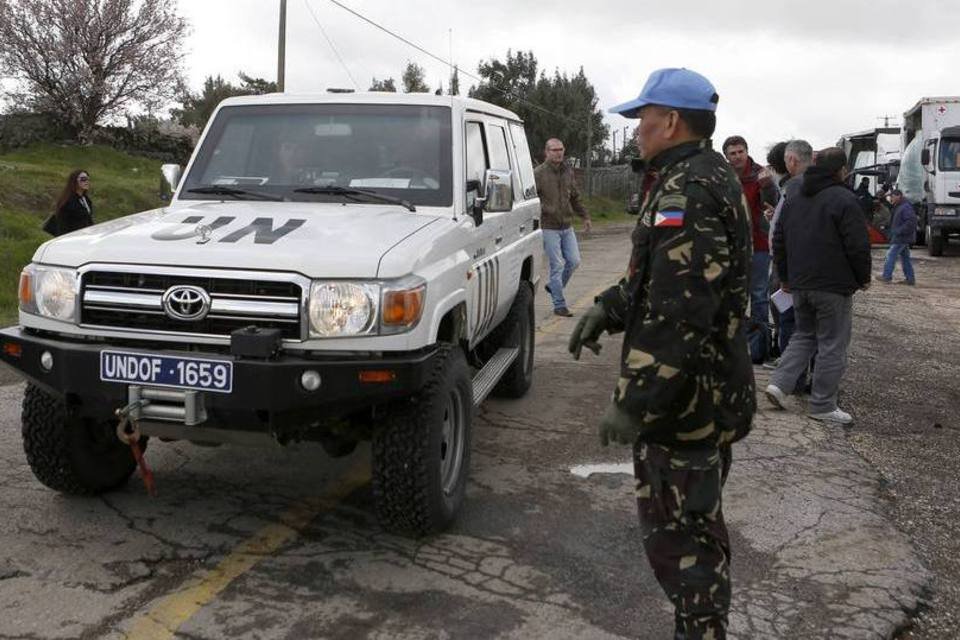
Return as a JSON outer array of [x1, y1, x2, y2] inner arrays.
[[654, 208, 685, 227]]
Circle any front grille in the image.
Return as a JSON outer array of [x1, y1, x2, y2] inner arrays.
[[80, 269, 304, 339]]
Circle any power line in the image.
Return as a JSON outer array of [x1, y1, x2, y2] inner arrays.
[[304, 0, 360, 90], [324, 0, 579, 125]]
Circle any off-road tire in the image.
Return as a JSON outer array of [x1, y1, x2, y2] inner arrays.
[[21, 384, 144, 494], [489, 282, 534, 398], [371, 344, 473, 537], [929, 226, 944, 256]]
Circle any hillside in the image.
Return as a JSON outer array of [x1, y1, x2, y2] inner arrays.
[[0, 144, 165, 320]]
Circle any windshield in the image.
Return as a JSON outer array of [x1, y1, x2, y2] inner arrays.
[[938, 138, 960, 171], [180, 103, 453, 206]]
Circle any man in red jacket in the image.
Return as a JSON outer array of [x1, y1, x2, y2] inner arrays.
[[723, 136, 779, 361]]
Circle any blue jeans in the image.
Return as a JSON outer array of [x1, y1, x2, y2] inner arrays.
[[882, 243, 915, 283], [542, 227, 581, 309], [749, 251, 771, 360]]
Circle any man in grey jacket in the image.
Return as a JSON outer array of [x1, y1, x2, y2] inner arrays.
[[765, 147, 871, 425]]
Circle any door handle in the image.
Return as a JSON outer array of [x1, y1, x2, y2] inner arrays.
[[495, 235, 503, 244], [519, 224, 526, 233]]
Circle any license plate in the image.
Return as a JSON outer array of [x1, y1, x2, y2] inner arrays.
[[100, 350, 233, 393]]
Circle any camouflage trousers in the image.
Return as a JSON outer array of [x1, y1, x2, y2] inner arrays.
[[633, 442, 733, 640]]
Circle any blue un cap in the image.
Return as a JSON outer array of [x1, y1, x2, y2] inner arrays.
[[608, 68, 719, 118]]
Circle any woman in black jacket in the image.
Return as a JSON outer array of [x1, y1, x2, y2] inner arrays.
[[51, 169, 94, 235]]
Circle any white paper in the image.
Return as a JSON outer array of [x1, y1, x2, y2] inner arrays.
[[771, 288, 794, 313]]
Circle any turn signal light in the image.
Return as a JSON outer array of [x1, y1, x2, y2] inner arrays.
[[18, 271, 32, 307], [382, 286, 425, 327], [359, 370, 397, 383], [2, 342, 22, 358]]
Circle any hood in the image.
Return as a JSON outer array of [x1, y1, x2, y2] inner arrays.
[[35, 201, 439, 278], [801, 166, 846, 197]]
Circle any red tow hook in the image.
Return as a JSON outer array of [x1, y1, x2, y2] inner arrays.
[[115, 405, 157, 497]]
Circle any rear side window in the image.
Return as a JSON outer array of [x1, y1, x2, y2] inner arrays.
[[487, 125, 511, 171], [509, 122, 537, 200]]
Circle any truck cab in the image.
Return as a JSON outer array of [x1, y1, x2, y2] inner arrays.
[[902, 97, 960, 255]]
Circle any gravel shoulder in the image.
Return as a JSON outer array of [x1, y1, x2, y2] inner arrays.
[[844, 245, 960, 639]]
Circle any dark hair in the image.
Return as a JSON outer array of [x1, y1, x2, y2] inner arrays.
[[766, 141, 788, 175], [814, 147, 847, 175], [55, 168, 88, 213], [722, 135, 748, 153], [675, 108, 716, 139]]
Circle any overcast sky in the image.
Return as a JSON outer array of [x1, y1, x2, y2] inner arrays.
[[178, 0, 957, 157]]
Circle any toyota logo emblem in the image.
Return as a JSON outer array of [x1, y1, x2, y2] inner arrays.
[[162, 285, 211, 321]]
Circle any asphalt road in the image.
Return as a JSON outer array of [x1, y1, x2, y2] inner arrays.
[[0, 226, 931, 639]]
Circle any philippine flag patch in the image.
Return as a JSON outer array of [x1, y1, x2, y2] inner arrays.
[[653, 209, 685, 227]]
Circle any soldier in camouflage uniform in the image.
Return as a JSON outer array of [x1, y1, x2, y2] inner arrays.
[[569, 68, 755, 640]]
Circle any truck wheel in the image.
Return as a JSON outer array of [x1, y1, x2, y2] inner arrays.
[[21, 384, 143, 494], [929, 226, 944, 256], [372, 344, 472, 536], [491, 281, 535, 398]]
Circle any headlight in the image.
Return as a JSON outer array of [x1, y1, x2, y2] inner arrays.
[[308, 282, 378, 338], [934, 207, 958, 217], [19, 265, 78, 322]]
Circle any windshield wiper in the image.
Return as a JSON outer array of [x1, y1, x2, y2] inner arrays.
[[186, 186, 283, 202], [294, 186, 416, 212]]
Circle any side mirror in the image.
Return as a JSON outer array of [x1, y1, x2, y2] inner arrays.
[[160, 164, 183, 201], [482, 169, 513, 213], [920, 149, 930, 166]]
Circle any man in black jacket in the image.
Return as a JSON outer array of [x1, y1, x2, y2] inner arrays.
[[764, 148, 871, 424]]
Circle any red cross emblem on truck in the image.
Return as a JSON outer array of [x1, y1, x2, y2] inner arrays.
[[938, 105, 947, 115]]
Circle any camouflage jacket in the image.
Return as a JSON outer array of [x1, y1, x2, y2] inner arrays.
[[598, 139, 756, 448]]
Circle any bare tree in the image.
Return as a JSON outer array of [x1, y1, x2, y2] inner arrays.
[[0, 0, 189, 142]]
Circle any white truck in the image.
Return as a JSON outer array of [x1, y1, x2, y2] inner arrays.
[[899, 97, 960, 255], [0, 93, 543, 536]]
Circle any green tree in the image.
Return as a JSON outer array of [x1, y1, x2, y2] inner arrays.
[[172, 72, 277, 130], [401, 62, 430, 93], [469, 51, 608, 164], [369, 77, 397, 92]]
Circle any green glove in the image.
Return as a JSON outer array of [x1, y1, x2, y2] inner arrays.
[[568, 302, 607, 360], [598, 402, 639, 447]]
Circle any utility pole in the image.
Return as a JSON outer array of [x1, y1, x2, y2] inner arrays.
[[623, 126, 629, 155], [877, 114, 897, 128], [612, 129, 618, 163], [277, 0, 287, 92]]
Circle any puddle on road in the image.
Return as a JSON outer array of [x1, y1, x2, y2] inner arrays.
[[570, 462, 633, 478]]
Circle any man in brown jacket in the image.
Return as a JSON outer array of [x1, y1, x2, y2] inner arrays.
[[534, 138, 592, 316]]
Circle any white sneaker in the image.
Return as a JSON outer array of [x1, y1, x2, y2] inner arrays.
[[764, 384, 788, 410], [808, 408, 853, 425]]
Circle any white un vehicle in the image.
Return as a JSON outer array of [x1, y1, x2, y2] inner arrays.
[[1, 93, 543, 536]]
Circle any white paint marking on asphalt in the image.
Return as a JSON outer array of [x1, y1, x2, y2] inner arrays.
[[570, 462, 633, 478]]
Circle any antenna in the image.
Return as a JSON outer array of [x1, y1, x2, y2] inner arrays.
[[877, 114, 897, 128]]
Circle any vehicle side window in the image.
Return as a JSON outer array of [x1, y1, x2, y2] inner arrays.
[[508, 122, 538, 200], [465, 121, 488, 209], [487, 125, 511, 171], [465, 121, 488, 184]]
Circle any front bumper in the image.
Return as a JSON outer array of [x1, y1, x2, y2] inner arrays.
[[930, 215, 960, 232], [0, 326, 437, 429]]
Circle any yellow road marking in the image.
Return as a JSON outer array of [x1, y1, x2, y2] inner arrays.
[[124, 462, 369, 639]]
